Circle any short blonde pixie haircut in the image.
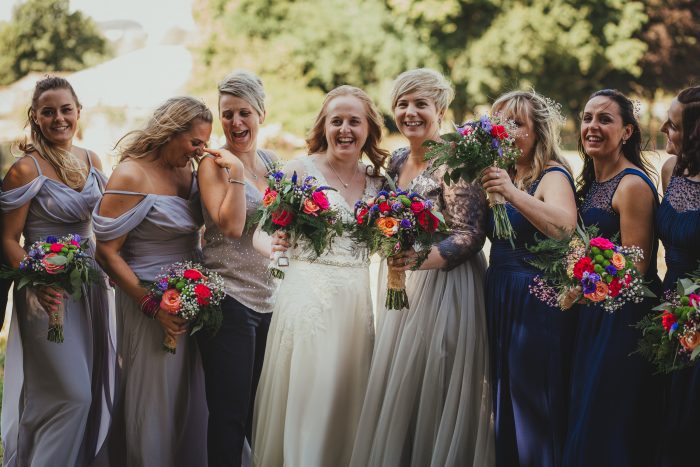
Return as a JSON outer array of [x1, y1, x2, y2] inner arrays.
[[390, 68, 455, 117], [218, 70, 266, 117]]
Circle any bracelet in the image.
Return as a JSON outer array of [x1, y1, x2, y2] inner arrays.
[[227, 177, 245, 185], [139, 293, 160, 319]]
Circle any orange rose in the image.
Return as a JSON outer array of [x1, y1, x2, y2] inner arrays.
[[584, 281, 609, 302], [611, 252, 626, 270], [680, 330, 700, 351], [262, 188, 278, 207], [302, 198, 320, 216], [376, 217, 399, 237], [160, 289, 182, 314]]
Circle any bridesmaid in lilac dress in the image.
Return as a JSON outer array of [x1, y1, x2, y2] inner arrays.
[[94, 97, 212, 467], [656, 86, 700, 467], [0, 76, 111, 467]]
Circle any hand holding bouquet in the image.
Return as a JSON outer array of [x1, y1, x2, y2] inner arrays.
[[351, 189, 448, 310], [0, 234, 100, 343], [527, 224, 655, 312], [424, 115, 521, 242], [636, 276, 700, 373], [247, 170, 343, 278], [141, 261, 225, 353]]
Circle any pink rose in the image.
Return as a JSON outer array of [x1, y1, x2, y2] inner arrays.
[[160, 289, 182, 314], [410, 201, 425, 214], [50, 243, 65, 253], [302, 198, 320, 216], [311, 191, 330, 210], [589, 237, 615, 250], [41, 253, 66, 274], [689, 294, 700, 307]]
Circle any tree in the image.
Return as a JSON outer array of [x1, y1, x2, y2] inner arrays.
[[0, 0, 108, 85]]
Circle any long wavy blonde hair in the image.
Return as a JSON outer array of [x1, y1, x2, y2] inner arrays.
[[19, 76, 87, 189], [116, 97, 213, 162], [492, 90, 572, 190]]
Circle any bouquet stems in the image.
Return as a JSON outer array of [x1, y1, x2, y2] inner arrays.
[[163, 333, 178, 354], [386, 264, 409, 310], [487, 191, 515, 243], [47, 300, 65, 343]]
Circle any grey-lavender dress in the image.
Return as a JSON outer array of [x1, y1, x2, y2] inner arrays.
[[92, 175, 208, 467], [0, 153, 111, 467]]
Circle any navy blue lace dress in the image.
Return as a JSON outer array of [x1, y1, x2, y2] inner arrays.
[[655, 175, 700, 467], [563, 168, 662, 467], [485, 167, 577, 467]]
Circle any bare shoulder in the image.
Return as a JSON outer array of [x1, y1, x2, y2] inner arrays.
[[616, 172, 656, 205], [661, 155, 677, 188], [2, 154, 41, 190], [105, 160, 149, 193], [86, 149, 104, 171]]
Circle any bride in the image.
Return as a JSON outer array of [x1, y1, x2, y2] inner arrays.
[[251, 85, 388, 467]]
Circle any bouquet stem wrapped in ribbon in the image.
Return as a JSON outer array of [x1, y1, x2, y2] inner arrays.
[[350, 189, 448, 310], [247, 169, 343, 279], [143, 262, 225, 353], [0, 233, 100, 343], [424, 115, 521, 244], [526, 224, 655, 312]]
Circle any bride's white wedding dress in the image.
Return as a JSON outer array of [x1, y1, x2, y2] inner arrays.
[[252, 156, 381, 467]]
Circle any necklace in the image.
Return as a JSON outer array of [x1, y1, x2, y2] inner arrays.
[[240, 151, 260, 181], [327, 158, 359, 189]]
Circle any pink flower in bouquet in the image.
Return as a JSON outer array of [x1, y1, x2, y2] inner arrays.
[[41, 253, 66, 274], [161, 289, 182, 314], [611, 252, 626, 270], [490, 125, 509, 140], [50, 243, 65, 253], [271, 209, 294, 227], [311, 191, 330, 210], [608, 277, 622, 297], [194, 283, 213, 305], [689, 294, 700, 307], [661, 311, 678, 332], [590, 237, 615, 250], [262, 188, 278, 207], [70, 240, 80, 247], [183, 269, 204, 281], [302, 198, 320, 216], [460, 126, 473, 137], [584, 281, 609, 302], [410, 201, 425, 214], [573, 257, 594, 280], [417, 210, 439, 233]]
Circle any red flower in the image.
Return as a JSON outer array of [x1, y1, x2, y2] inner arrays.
[[417, 210, 439, 232], [490, 125, 509, 140], [194, 283, 213, 306], [661, 311, 678, 332], [689, 294, 700, 307], [608, 277, 622, 297], [183, 269, 204, 281], [311, 191, 330, 210], [573, 257, 594, 280], [271, 209, 294, 227], [410, 201, 425, 214], [50, 243, 65, 253], [356, 207, 369, 225], [378, 201, 391, 213]]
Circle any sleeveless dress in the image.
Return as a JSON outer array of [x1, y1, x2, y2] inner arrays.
[[0, 153, 111, 467], [350, 148, 495, 467], [92, 174, 208, 467], [252, 156, 381, 467], [655, 175, 700, 467], [485, 167, 577, 467], [563, 168, 662, 467]]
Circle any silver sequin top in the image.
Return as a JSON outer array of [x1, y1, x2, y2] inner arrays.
[[201, 149, 277, 314]]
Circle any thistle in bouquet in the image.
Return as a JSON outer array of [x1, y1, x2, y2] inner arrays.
[[247, 169, 343, 279], [141, 261, 225, 353], [424, 114, 521, 242], [351, 189, 448, 310], [636, 274, 700, 373], [526, 224, 656, 312], [0, 233, 101, 343]]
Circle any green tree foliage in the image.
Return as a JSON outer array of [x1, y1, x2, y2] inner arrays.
[[0, 0, 108, 85]]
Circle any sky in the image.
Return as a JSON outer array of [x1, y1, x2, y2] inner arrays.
[[0, 0, 196, 42]]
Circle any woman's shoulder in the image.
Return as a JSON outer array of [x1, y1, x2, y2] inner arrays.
[[661, 155, 677, 188], [105, 160, 149, 193], [2, 153, 42, 190]]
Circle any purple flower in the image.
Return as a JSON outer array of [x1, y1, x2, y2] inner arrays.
[[72, 234, 81, 243], [354, 200, 364, 209], [491, 138, 500, 149], [479, 115, 493, 133], [580, 271, 601, 294], [604, 265, 618, 276], [291, 171, 298, 185], [370, 205, 379, 213], [46, 235, 58, 243], [157, 279, 169, 292], [271, 171, 284, 181], [19, 262, 27, 271], [400, 219, 412, 229], [424, 200, 433, 209], [392, 202, 402, 212], [377, 190, 389, 197], [671, 322, 679, 332]]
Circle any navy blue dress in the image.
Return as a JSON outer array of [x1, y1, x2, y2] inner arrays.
[[656, 175, 700, 467], [563, 168, 662, 467], [486, 167, 577, 467]]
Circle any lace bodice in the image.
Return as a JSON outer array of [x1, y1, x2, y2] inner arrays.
[[387, 147, 487, 270], [580, 171, 628, 214], [664, 176, 700, 213]]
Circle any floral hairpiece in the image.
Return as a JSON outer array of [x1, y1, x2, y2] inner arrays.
[[631, 98, 642, 121], [543, 95, 567, 126]]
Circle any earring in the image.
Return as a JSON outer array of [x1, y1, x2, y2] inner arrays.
[[622, 139, 627, 145]]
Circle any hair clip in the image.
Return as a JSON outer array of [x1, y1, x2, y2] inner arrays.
[[631, 99, 642, 121]]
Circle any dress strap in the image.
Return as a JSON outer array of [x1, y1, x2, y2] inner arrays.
[[257, 149, 276, 172], [85, 149, 93, 169], [103, 189, 147, 196], [543, 166, 576, 192], [26, 154, 43, 176]]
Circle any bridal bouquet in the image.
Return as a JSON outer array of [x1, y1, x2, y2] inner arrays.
[[247, 170, 343, 279], [0, 233, 100, 343], [636, 276, 700, 373], [526, 224, 655, 312], [142, 261, 225, 353], [424, 114, 521, 242], [351, 189, 448, 310]]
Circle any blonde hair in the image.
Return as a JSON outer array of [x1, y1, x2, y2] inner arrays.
[[306, 85, 388, 174], [20, 76, 86, 189], [492, 90, 572, 190], [390, 68, 455, 116], [116, 97, 213, 162], [218, 70, 266, 117]]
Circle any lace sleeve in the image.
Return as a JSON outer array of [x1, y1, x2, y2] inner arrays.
[[434, 169, 488, 271]]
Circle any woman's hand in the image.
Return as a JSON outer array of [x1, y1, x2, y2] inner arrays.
[[559, 285, 583, 310], [270, 230, 290, 259], [202, 147, 244, 172], [388, 250, 420, 272], [155, 308, 188, 336], [481, 166, 517, 201], [35, 285, 64, 315]]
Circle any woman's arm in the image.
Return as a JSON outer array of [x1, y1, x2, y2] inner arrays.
[[1, 157, 37, 267], [613, 175, 657, 274], [199, 148, 246, 238]]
